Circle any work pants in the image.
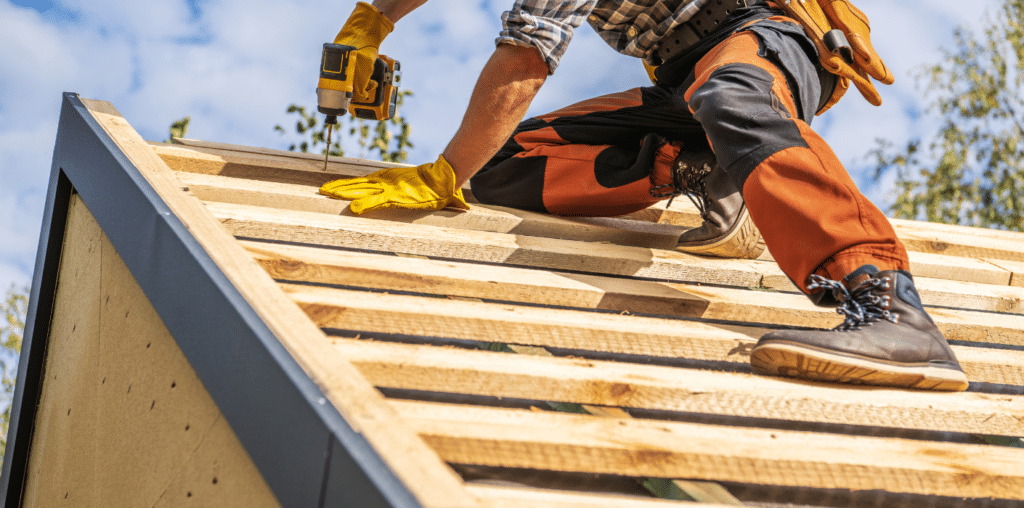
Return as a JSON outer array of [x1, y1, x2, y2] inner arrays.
[[470, 17, 909, 297]]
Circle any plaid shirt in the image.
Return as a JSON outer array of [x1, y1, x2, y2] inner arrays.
[[497, 0, 715, 72]]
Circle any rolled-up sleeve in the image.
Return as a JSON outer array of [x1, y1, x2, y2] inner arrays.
[[496, 0, 595, 74]]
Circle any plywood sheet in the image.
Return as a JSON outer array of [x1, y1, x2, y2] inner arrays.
[[22, 195, 280, 507]]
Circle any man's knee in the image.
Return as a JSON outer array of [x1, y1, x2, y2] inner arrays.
[[686, 64, 808, 193]]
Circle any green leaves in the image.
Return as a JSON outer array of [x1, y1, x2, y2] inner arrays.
[[1, 283, 29, 459], [871, 0, 1024, 231], [165, 116, 191, 143]]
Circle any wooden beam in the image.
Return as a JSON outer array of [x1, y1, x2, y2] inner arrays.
[[174, 164, 1018, 288], [177, 172, 685, 250], [160, 139, 1024, 266], [392, 400, 1024, 500], [986, 258, 1024, 288], [82, 100, 479, 508], [244, 239, 1024, 318], [211, 202, 764, 288], [333, 338, 1024, 436], [757, 250, 1014, 290], [467, 484, 736, 508], [284, 284, 1024, 385], [266, 243, 1024, 347], [892, 220, 1024, 262], [285, 283, 758, 361]]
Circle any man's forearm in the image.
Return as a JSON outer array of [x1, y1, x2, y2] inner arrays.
[[371, 0, 427, 23], [443, 44, 549, 187]]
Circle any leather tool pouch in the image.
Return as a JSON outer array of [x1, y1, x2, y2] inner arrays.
[[771, 0, 891, 113]]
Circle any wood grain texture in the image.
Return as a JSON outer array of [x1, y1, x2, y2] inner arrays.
[[393, 400, 1024, 500], [246, 236, 1024, 321], [985, 258, 1024, 287], [81, 100, 478, 508], [23, 195, 280, 508], [334, 338, 1024, 436], [163, 137, 1024, 266], [211, 201, 763, 287], [177, 171, 685, 249], [23, 194, 104, 506], [467, 484, 734, 508], [285, 283, 1024, 386]]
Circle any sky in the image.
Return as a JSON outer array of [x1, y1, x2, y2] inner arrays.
[[0, 0, 1006, 293]]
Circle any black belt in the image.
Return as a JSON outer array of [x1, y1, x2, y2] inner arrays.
[[654, 0, 755, 64]]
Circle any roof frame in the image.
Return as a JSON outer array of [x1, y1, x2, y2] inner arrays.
[[0, 93, 469, 508]]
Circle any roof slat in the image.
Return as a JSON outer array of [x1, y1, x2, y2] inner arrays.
[[332, 338, 1024, 435], [284, 283, 1024, 386], [392, 400, 1024, 500]]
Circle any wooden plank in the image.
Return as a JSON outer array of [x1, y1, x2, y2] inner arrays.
[[95, 214, 279, 508], [211, 201, 764, 288], [154, 141, 395, 181], [467, 484, 725, 508], [246, 239, 1024, 319], [892, 221, 1024, 263], [244, 241, 707, 316], [285, 283, 757, 361], [162, 139, 1024, 269], [392, 400, 1024, 500], [285, 284, 1024, 386], [168, 137, 405, 170], [334, 338, 1024, 436], [177, 172, 685, 249], [502, 347, 743, 505], [986, 258, 1024, 288], [23, 195, 280, 507], [180, 168, 1016, 288], [23, 194, 104, 506], [757, 251, 1013, 290], [81, 100, 478, 508]]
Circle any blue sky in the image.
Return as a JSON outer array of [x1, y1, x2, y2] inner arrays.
[[0, 0, 1005, 293]]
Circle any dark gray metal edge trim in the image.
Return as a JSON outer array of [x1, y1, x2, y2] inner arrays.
[[0, 93, 421, 508]]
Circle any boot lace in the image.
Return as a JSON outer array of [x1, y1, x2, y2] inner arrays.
[[807, 274, 900, 331], [650, 160, 712, 221]]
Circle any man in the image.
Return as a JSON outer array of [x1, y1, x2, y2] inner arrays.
[[319, 0, 970, 391]]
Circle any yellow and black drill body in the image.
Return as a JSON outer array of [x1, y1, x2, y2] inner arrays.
[[316, 42, 401, 125]]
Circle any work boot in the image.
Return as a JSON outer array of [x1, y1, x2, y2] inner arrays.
[[750, 265, 969, 391], [669, 152, 765, 259]]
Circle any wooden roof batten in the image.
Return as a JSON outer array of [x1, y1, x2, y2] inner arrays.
[[2, 93, 1024, 507]]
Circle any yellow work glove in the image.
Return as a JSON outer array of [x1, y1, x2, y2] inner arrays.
[[320, 154, 471, 214], [818, 0, 894, 86], [643, 61, 659, 84], [333, 2, 394, 104]]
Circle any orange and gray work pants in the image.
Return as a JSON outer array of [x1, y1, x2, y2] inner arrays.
[[469, 16, 909, 303]]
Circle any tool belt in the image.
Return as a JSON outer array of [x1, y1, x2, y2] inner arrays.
[[655, 0, 755, 64]]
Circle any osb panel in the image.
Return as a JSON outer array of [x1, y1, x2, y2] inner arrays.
[[22, 194, 280, 508]]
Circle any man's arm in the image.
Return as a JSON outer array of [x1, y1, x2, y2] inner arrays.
[[443, 44, 549, 187]]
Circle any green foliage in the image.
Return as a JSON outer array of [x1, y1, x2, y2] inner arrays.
[[1, 284, 29, 459], [870, 0, 1024, 230], [166, 116, 191, 142], [274, 90, 415, 163]]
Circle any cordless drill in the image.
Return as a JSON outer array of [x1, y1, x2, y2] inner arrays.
[[316, 43, 401, 169]]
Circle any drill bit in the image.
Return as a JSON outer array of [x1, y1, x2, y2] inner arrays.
[[324, 122, 333, 172]]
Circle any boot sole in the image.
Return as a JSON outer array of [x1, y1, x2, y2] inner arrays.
[[675, 206, 766, 259], [750, 341, 969, 392]]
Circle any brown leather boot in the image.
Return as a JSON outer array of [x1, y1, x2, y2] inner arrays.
[[750, 265, 969, 391], [668, 150, 765, 259]]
